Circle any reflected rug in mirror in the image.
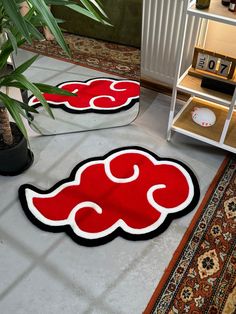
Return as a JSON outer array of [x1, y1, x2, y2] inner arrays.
[[21, 33, 140, 80], [28, 77, 140, 135], [144, 155, 235, 314], [19, 147, 200, 247]]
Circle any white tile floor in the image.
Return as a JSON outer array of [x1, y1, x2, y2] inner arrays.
[[0, 51, 226, 314]]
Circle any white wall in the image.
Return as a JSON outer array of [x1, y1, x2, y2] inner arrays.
[[204, 21, 236, 58]]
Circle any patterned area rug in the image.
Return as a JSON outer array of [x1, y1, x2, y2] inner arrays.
[[144, 155, 236, 314], [21, 33, 140, 80]]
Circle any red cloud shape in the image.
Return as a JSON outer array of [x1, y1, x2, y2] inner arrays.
[[19, 147, 199, 246], [28, 78, 140, 113]]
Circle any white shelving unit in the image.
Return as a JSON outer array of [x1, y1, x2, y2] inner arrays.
[[167, 0, 236, 153]]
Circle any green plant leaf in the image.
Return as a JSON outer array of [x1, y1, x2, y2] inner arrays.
[[7, 97, 42, 134], [66, 3, 111, 25], [23, 4, 34, 21], [19, 4, 36, 34], [65, 3, 92, 17], [28, 15, 44, 27], [0, 36, 25, 71], [34, 83, 76, 96], [1, 0, 32, 43], [0, 91, 28, 140], [25, 20, 45, 40], [0, 81, 25, 89], [29, 0, 70, 56], [0, 71, 21, 86], [13, 101, 39, 126], [0, 37, 14, 71], [13, 54, 38, 75], [0, 50, 13, 71], [13, 73, 54, 118], [22, 111, 44, 135], [0, 75, 76, 99], [3, 28, 18, 54], [21, 5, 42, 38], [80, 0, 106, 22], [14, 99, 38, 113], [45, 0, 76, 4], [93, 0, 104, 7], [89, 0, 108, 18], [65, 4, 100, 22]]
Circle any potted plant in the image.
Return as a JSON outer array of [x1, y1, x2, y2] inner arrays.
[[0, 0, 109, 175]]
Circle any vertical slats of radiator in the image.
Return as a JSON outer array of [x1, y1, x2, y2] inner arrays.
[[141, 0, 153, 72], [141, 0, 202, 85], [159, 0, 182, 79], [181, 15, 201, 75]]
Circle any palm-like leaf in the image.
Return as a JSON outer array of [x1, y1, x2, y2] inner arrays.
[[29, 0, 71, 55], [1, 0, 32, 43], [0, 0, 110, 144], [0, 90, 28, 140]]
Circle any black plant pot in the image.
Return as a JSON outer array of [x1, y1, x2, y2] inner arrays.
[[0, 123, 34, 176]]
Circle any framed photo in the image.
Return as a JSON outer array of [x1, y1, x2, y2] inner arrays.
[[192, 47, 236, 79]]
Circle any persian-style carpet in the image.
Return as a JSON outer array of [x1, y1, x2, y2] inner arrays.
[[19, 147, 199, 247], [144, 155, 236, 314], [21, 33, 140, 80]]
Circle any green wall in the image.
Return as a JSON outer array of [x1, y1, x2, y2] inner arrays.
[[52, 0, 142, 48]]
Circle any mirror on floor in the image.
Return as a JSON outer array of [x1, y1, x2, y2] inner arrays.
[[15, 0, 142, 135]]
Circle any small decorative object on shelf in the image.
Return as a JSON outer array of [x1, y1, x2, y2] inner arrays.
[[229, 0, 236, 11], [222, 0, 230, 6], [191, 107, 216, 127], [192, 47, 236, 79], [196, 0, 211, 9]]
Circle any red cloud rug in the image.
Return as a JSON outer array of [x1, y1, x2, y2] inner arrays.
[[28, 78, 140, 135], [144, 155, 236, 313], [18, 147, 200, 246], [29, 78, 140, 114]]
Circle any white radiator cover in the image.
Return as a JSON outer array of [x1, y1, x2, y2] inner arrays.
[[141, 0, 205, 86]]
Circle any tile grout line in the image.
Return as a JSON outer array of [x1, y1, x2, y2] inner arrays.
[[0, 230, 65, 301], [83, 239, 157, 314], [0, 228, 114, 312]]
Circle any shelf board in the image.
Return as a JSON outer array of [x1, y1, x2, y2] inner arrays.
[[224, 110, 236, 148], [173, 98, 229, 142], [178, 72, 233, 105], [188, 68, 236, 86], [188, 0, 236, 26]]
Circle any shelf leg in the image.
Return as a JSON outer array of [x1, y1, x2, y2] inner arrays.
[[167, 88, 178, 140], [167, 129, 172, 141], [166, 0, 189, 141]]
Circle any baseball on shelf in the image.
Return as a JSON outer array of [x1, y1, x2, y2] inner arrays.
[[191, 107, 216, 127]]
